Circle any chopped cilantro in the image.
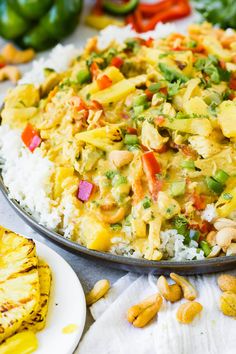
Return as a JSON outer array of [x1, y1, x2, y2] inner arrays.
[[105, 170, 117, 179], [158, 62, 188, 83], [167, 80, 182, 96]]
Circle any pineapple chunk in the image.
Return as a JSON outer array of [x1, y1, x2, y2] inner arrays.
[[79, 216, 111, 251], [217, 101, 236, 138], [143, 47, 164, 65], [216, 178, 236, 217], [163, 118, 212, 136], [1, 107, 38, 129], [183, 97, 209, 116], [4, 84, 39, 109], [54, 167, 74, 200], [91, 79, 135, 105], [81, 66, 124, 99]]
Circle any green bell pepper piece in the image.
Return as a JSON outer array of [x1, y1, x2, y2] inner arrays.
[[8, 0, 52, 20], [20, 25, 56, 51], [0, 0, 30, 39], [103, 0, 139, 15]]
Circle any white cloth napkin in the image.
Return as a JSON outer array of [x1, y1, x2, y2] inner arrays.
[[78, 271, 236, 354]]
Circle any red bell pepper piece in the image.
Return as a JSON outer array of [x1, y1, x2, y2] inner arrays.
[[97, 75, 112, 90], [139, 0, 176, 17], [77, 180, 94, 202], [192, 193, 206, 211], [141, 151, 162, 200], [21, 124, 41, 152], [229, 76, 236, 90], [110, 56, 124, 69], [127, 127, 138, 135]]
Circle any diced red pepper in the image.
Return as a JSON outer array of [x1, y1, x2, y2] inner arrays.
[[21, 124, 41, 152], [219, 60, 226, 70], [229, 76, 236, 90], [143, 37, 154, 47], [127, 127, 138, 135], [159, 87, 168, 96], [110, 56, 124, 69], [77, 180, 94, 202], [89, 100, 103, 111], [145, 89, 153, 100], [97, 75, 112, 90], [141, 151, 162, 200], [0, 62, 6, 69], [192, 193, 206, 211], [90, 62, 100, 79]]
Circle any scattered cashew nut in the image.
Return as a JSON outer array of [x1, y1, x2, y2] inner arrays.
[[170, 273, 197, 301], [1, 43, 35, 64], [97, 206, 126, 224], [109, 150, 134, 168], [127, 293, 163, 328], [86, 279, 110, 306], [206, 231, 217, 247], [219, 291, 236, 317], [176, 301, 203, 324], [207, 245, 221, 258], [215, 227, 236, 252], [218, 274, 236, 293], [0, 65, 21, 83], [214, 218, 236, 231], [157, 276, 182, 303]]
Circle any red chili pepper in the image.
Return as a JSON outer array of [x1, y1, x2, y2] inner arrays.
[[159, 87, 168, 96], [192, 193, 206, 211], [90, 62, 100, 79], [141, 151, 162, 200], [139, 0, 176, 17], [127, 127, 138, 135], [91, 0, 103, 15], [97, 74, 113, 90], [145, 89, 153, 100], [77, 180, 94, 202], [143, 37, 154, 47], [21, 124, 42, 152], [110, 56, 124, 69]]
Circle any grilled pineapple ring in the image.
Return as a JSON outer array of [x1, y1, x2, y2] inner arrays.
[[0, 226, 40, 343]]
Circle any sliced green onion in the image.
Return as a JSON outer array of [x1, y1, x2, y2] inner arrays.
[[181, 160, 195, 170], [214, 169, 229, 185], [77, 69, 91, 84], [200, 241, 212, 257], [170, 181, 186, 197], [133, 94, 147, 107], [206, 177, 224, 195], [222, 193, 233, 201], [148, 83, 161, 93], [110, 223, 122, 231], [142, 196, 152, 209], [113, 175, 127, 187], [124, 134, 139, 145], [133, 105, 145, 116]]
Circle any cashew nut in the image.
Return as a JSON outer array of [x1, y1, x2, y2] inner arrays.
[[215, 227, 236, 252], [218, 274, 236, 293], [176, 301, 203, 324], [170, 273, 197, 301], [109, 150, 134, 168], [86, 279, 110, 306], [219, 291, 236, 317], [127, 293, 163, 328], [214, 218, 236, 231], [226, 243, 236, 256], [157, 276, 182, 303], [206, 231, 217, 247], [1, 43, 35, 64], [207, 245, 221, 258], [0, 66, 21, 83], [97, 206, 126, 224]]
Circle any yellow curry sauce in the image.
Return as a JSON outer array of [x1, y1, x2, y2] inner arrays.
[[2, 22, 236, 260]]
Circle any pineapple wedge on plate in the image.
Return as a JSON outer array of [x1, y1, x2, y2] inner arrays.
[[0, 226, 40, 343], [19, 259, 52, 332]]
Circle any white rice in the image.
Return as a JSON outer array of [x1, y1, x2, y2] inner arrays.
[[201, 203, 217, 222], [0, 126, 60, 229]]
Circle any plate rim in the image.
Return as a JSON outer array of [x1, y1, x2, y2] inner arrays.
[[31, 239, 86, 354], [1, 175, 236, 274]]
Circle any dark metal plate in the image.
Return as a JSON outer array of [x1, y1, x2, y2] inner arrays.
[[0, 175, 236, 275]]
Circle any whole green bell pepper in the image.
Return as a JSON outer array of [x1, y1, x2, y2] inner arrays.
[[0, 0, 83, 51]]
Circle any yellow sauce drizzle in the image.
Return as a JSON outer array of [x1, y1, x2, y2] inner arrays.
[[0, 331, 38, 354], [62, 324, 78, 334]]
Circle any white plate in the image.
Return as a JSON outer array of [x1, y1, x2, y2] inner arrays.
[[35, 241, 86, 354]]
